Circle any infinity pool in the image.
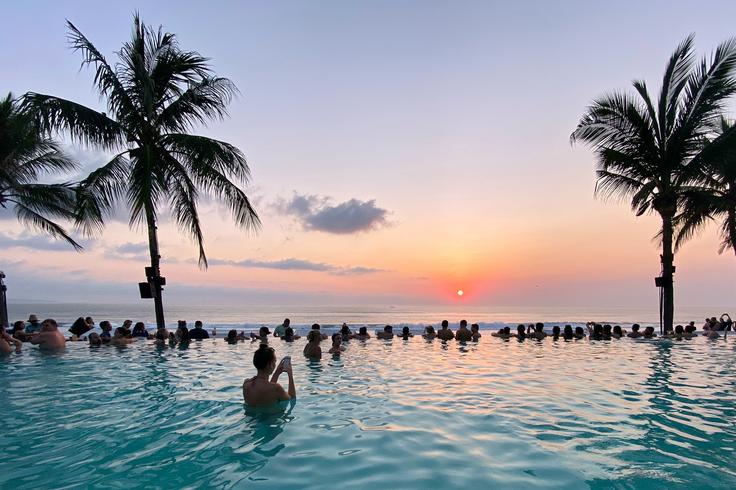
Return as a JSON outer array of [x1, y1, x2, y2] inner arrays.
[[1, 336, 735, 489]]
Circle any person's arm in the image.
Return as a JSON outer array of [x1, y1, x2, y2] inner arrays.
[[30, 333, 44, 345]]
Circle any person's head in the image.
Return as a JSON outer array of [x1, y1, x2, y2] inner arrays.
[[359, 326, 367, 336], [28, 314, 39, 324], [179, 326, 190, 342], [72, 317, 86, 330], [341, 323, 351, 335], [100, 321, 112, 332], [307, 330, 321, 343], [384, 325, 393, 333], [312, 323, 321, 331], [134, 322, 145, 332], [155, 329, 166, 341], [284, 327, 294, 340], [575, 326, 585, 336], [644, 326, 655, 335], [259, 326, 270, 337], [675, 325, 684, 334], [632, 324, 640, 332], [517, 325, 525, 335], [194, 320, 203, 329], [552, 326, 560, 335], [535, 322, 544, 332], [41, 319, 58, 331], [402, 326, 410, 336], [13, 320, 24, 331], [177, 320, 187, 329], [85, 317, 94, 326], [441, 320, 449, 329], [564, 325, 573, 336], [471, 323, 479, 333], [332, 333, 342, 345], [227, 329, 238, 341], [425, 325, 435, 334], [603, 324, 612, 335], [685, 324, 696, 333], [253, 344, 276, 373], [114, 327, 127, 338], [122, 319, 132, 328], [593, 324, 603, 335], [613, 325, 623, 336], [503, 326, 511, 335], [283, 318, 291, 327], [88, 332, 101, 346], [460, 319, 468, 329]]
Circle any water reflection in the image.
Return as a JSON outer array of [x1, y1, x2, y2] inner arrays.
[[242, 400, 297, 458]]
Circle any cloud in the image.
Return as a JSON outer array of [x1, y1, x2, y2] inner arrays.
[[207, 257, 383, 275], [103, 242, 150, 262], [0, 231, 91, 252], [275, 193, 389, 234]]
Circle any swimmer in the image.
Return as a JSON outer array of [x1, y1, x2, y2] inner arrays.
[[243, 344, 296, 406], [30, 319, 66, 351], [376, 325, 394, 340], [437, 320, 454, 341], [423, 326, 437, 339], [329, 333, 345, 354], [471, 323, 481, 341], [455, 320, 472, 341], [1, 326, 22, 354], [353, 326, 371, 340], [399, 326, 414, 340], [303, 330, 323, 358]]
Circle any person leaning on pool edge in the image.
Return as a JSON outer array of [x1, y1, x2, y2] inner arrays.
[[243, 344, 295, 406]]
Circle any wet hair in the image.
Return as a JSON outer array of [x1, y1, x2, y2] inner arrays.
[[460, 319, 468, 328], [517, 325, 526, 336], [575, 326, 585, 337], [425, 326, 435, 334], [535, 322, 544, 332], [13, 320, 24, 330], [359, 326, 367, 335], [552, 326, 560, 335], [402, 326, 410, 336], [441, 320, 449, 328], [177, 320, 187, 328], [195, 320, 203, 328], [307, 330, 321, 342], [632, 324, 640, 332], [226, 329, 238, 342], [133, 322, 146, 333], [675, 325, 684, 334], [563, 325, 573, 338], [384, 325, 393, 332], [471, 323, 479, 332], [100, 321, 112, 330], [312, 324, 321, 330], [71, 317, 86, 332], [253, 344, 275, 370], [613, 325, 623, 336]]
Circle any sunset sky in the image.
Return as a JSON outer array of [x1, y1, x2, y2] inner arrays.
[[2, 0, 736, 307]]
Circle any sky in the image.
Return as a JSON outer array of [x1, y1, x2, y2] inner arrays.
[[2, 0, 736, 308]]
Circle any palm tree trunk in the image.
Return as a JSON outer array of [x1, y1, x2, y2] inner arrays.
[[661, 213, 675, 333], [145, 204, 166, 329]]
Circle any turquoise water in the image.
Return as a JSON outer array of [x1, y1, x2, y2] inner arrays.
[[2, 336, 736, 489]]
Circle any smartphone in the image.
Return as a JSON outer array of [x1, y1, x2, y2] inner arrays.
[[280, 356, 291, 368]]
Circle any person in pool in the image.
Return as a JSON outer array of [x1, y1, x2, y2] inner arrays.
[[602, 325, 613, 339], [176, 324, 191, 344], [226, 329, 244, 344], [551, 326, 561, 340], [437, 320, 454, 341], [69, 317, 92, 339], [703, 328, 721, 339], [251, 326, 271, 343], [243, 344, 296, 406], [642, 326, 657, 338], [273, 318, 290, 338], [471, 324, 481, 341], [303, 330, 322, 358], [1, 326, 22, 354], [423, 326, 437, 339], [329, 333, 345, 354], [110, 327, 135, 347], [529, 323, 547, 340], [25, 314, 42, 334], [11, 321, 28, 342], [353, 326, 370, 340], [684, 324, 697, 338], [30, 319, 66, 351], [674, 325, 685, 340], [574, 326, 586, 339], [376, 325, 394, 340], [311, 324, 329, 341], [399, 326, 413, 340], [190, 320, 210, 340], [340, 323, 353, 340], [120, 320, 133, 337], [455, 320, 473, 341], [563, 325, 574, 340], [131, 322, 150, 338], [612, 326, 624, 339], [627, 324, 642, 338], [515, 324, 526, 340], [281, 327, 300, 342], [99, 321, 113, 341], [154, 329, 168, 346], [88, 332, 102, 347]]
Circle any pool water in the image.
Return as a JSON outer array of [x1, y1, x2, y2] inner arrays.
[[1, 336, 735, 489]]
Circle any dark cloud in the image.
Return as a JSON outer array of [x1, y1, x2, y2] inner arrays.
[[276, 193, 389, 234], [0, 231, 91, 252], [207, 257, 383, 275]]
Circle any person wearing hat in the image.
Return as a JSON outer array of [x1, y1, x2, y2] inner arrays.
[[26, 314, 42, 334]]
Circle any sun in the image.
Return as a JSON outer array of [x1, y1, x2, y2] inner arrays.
[[457, 289, 464, 297]]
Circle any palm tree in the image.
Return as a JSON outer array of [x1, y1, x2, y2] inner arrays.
[[24, 15, 260, 328], [571, 35, 736, 332], [0, 92, 82, 249], [675, 117, 736, 256]]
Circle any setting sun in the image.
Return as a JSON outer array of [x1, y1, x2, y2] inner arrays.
[[457, 289, 464, 297]]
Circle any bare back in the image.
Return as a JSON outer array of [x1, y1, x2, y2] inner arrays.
[[31, 330, 66, 350], [243, 377, 289, 406]]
